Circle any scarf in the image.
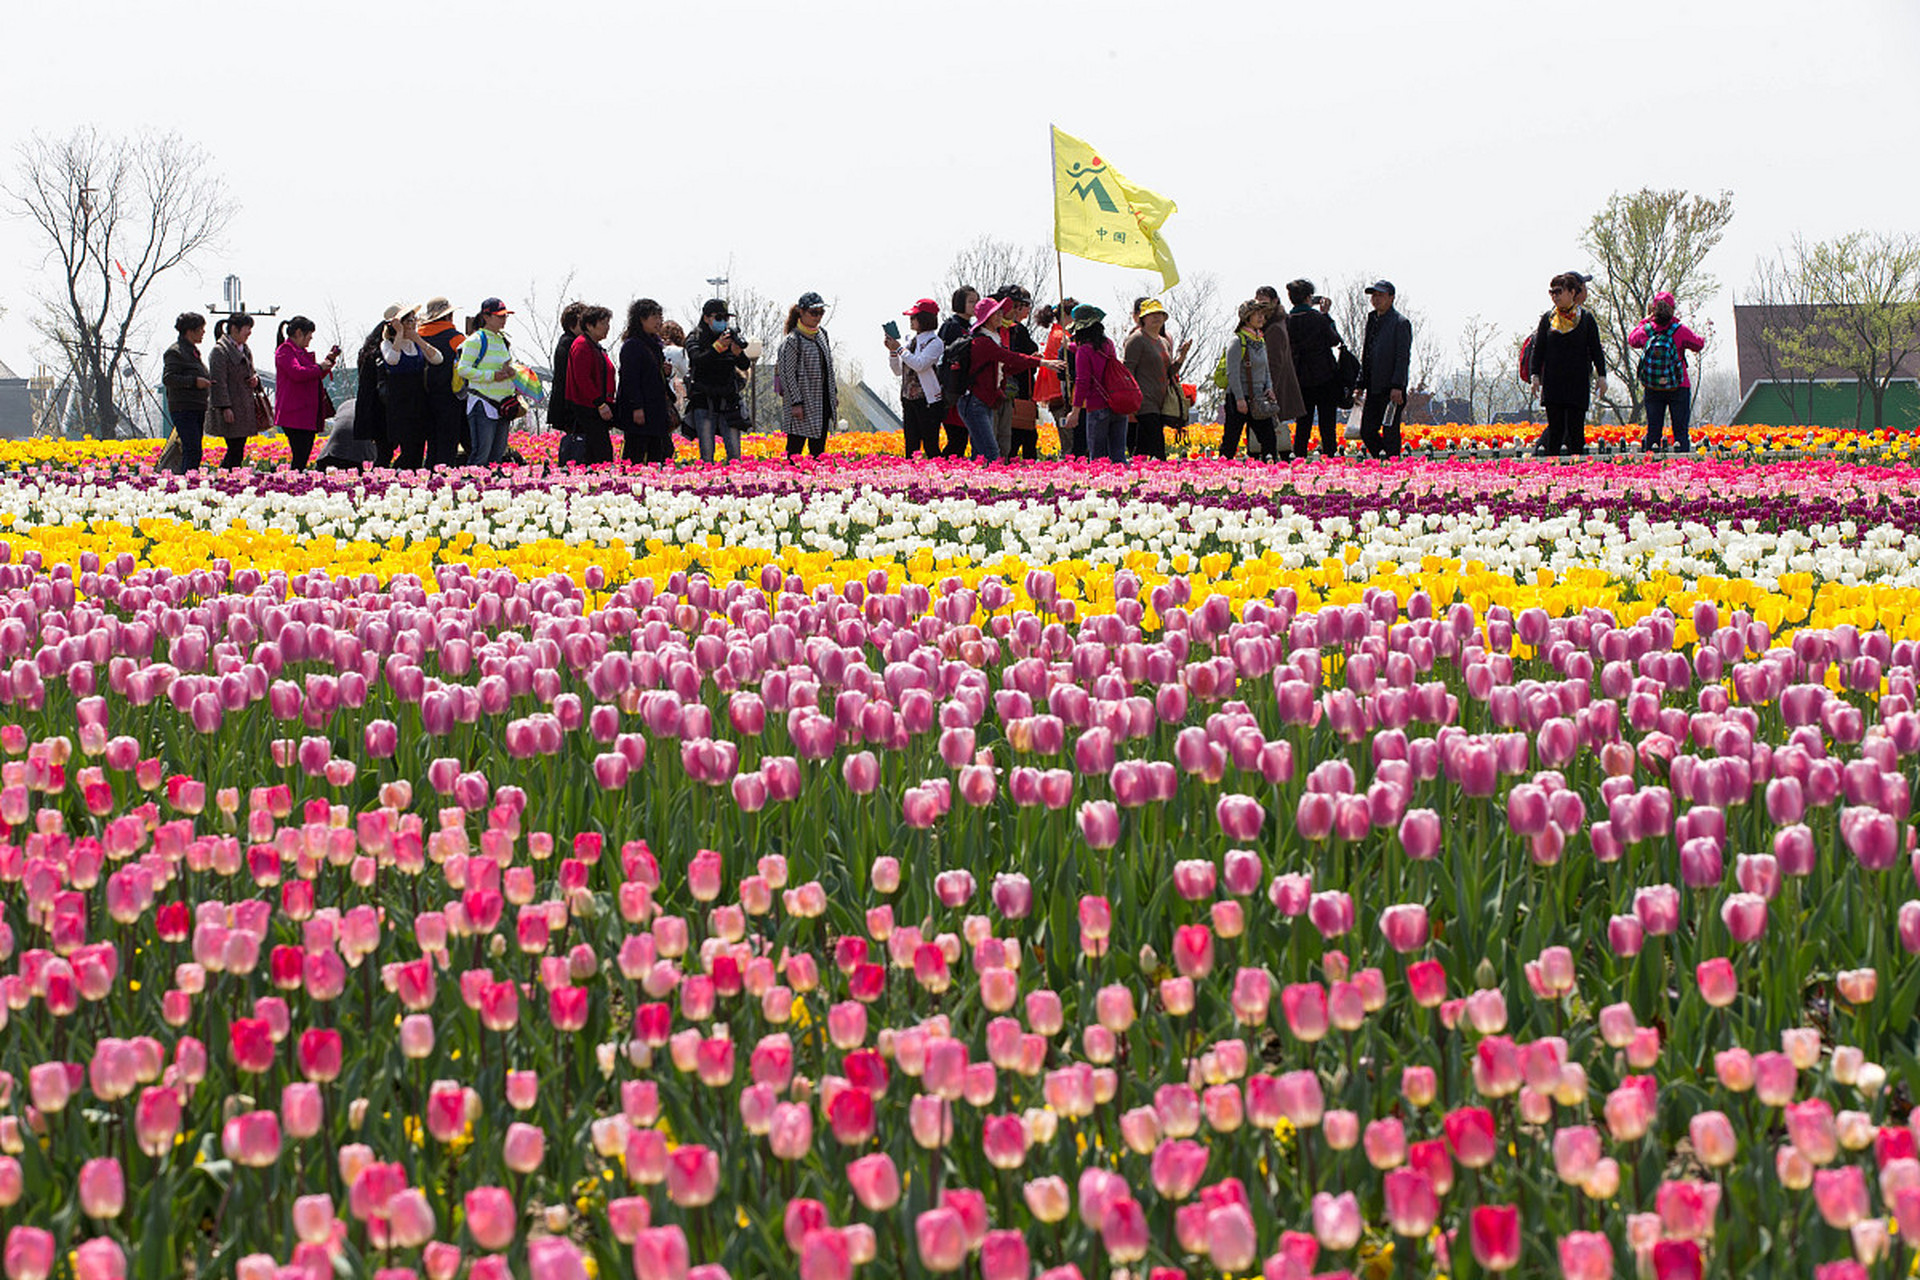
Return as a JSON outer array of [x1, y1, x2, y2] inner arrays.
[[1238, 327, 1265, 345], [1550, 306, 1583, 335], [797, 323, 821, 338]]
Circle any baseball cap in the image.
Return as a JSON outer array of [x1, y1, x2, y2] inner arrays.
[[904, 298, 939, 317], [702, 298, 731, 319], [1363, 280, 1396, 296], [796, 291, 827, 311], [1137, 298, 1167, 318], [479, 297, 513, 316]]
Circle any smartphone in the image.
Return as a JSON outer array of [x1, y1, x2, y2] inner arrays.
[[881, 321, 901, 340]]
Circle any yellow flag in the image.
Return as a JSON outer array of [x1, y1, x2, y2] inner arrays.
[[1051, 126, 1179, 290]]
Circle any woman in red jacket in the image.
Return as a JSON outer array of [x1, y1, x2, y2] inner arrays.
[[273, 316, 338, 470], [565, 306, 617, 464]]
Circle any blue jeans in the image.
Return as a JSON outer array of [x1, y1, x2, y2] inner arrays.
[[1083, 407, 1126, 463], [467, 400, 509, 465], [1643, 386, 1692, 451], [957, 393, 999, 461], [692, 408, 740, 463]]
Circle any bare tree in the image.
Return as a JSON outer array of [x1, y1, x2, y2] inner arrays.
[[944, 235, 1056, 305], [1580, 188, 1736, 425], [1454, 314, 1503, 422], [8, 128, 234, 438], [1743, 232, 1920, 431]]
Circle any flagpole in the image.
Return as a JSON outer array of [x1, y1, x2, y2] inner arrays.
[[1050, 125, 1065, 306]]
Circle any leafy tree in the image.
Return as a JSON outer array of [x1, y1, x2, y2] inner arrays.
[[7, 127, 234, 438], [1579, 187, 1735, 425], [1745, 231, 1920, 431]]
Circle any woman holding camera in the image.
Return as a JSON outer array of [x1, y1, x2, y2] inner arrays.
[[686, 299, 752, 463], [161, 311, 213, 472], [378, 304, 444, 469], [273, 316, 338, 471], [208, 312, 263, 469], [777, 291, 837, 458], [615, 298, 674, 466], [456, 298, 521, 466]]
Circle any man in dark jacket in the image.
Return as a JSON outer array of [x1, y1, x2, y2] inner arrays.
[[1356, 280, 1413, 459], [549, 301, 585, 460]]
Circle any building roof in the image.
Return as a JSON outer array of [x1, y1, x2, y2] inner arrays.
[[0, 358, 19, 381]]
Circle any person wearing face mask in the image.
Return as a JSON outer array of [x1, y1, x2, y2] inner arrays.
[[1529, 271, 1608, 457], [685, 298, 752, 463]]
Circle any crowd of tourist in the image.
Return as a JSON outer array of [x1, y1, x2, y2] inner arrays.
[[158, 271, 1704, 472]]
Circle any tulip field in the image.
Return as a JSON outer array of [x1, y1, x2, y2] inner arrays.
[[6, 436, 1920, 1280]]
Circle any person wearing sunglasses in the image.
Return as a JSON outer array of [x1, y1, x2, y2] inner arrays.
[[1529, 271, 1608, 457], [776, 291, 836, 458]]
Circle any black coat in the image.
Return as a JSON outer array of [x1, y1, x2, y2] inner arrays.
[[549, 333, 577, 432], [1530, 311, 1607, 406], [685, 324, 751, 412], [1286, 308, 1342, 391], [1359, 307, 1413, 396], [615, 333, 672, 438], [1006, 321, 1039, 401], [352, 330, 388, 442], [162, 338, 211, 414]]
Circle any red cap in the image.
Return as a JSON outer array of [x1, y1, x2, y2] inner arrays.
[[904, 298, 939, 317]]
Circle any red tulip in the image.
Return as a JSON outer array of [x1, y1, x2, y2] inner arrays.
[[1469, 1204, 1520, 1271], [1650, 1240, 1702, 1280]]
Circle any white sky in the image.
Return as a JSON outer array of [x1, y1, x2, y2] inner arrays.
[[3, 0, 1917, 390]]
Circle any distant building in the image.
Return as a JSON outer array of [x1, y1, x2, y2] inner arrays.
[[1733, 305, 1920, 430], [0, 359, 30, 439]]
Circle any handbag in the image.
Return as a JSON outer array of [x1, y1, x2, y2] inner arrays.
[[1010, 398, 1039, 432], [1239, 339, 1280, 420], [1335, 344, 1361, 410], [252, 386, 275, 430], [498, 395, 526, 423]]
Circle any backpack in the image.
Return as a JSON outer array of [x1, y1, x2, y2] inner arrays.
[[937, 336, 974, 406], [1637, 324, 1684, 390], [1089, 343, 1143, 415], [1210, 348, 1231, 392], [451, 331, 486, 394], [1517, 334, 1535, 384]]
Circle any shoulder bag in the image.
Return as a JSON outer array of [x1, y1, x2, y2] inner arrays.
[[1239, 338, 1280, 420]]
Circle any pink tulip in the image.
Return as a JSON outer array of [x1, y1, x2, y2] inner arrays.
[[847, 1153, 900, 1211], [465, 1186, 516, 1251], [1311, 1190, 1362, 1251], [1379, 902, 1429, 952], [632, 1227, 691, 1280], [78, 1156, 124, 1219], [1558, 1231, 1614, 1280], [915, 1208, 967, 1273], [979, 1230, 1030, 1280], [1383, 1168, 1439, 1237], [1655, 1179, 1720, 1240], [70, 1239, 124, 1280]]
